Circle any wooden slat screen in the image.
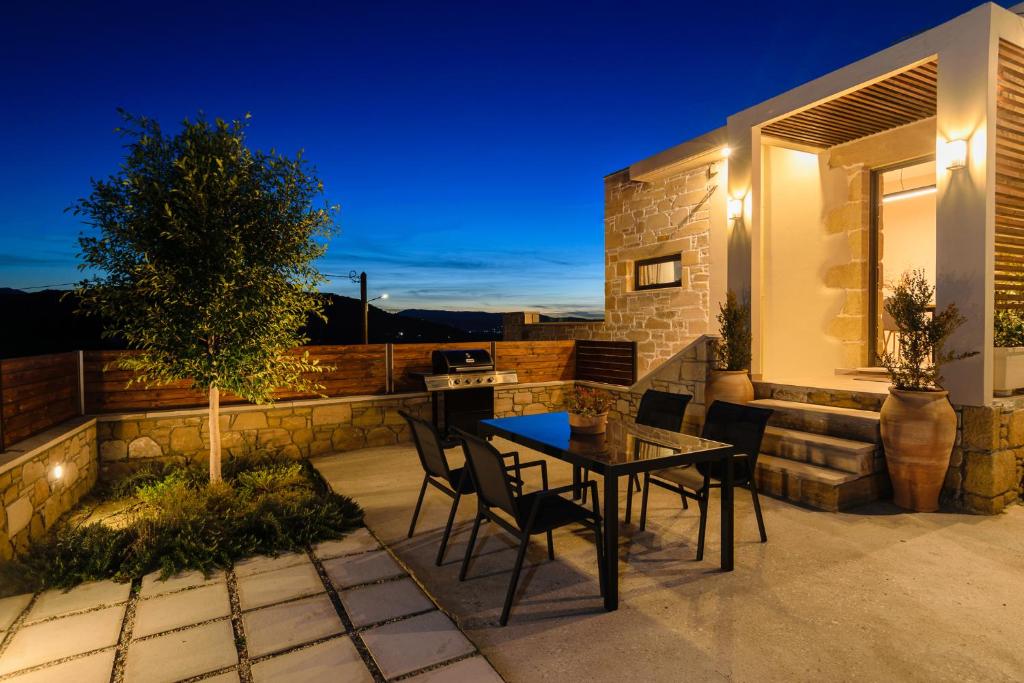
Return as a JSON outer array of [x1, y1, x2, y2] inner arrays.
[[0, 352, 80, 449], [390, 342, 484, 393], [495, 341, 575, 384], [574, 340, 636, 386], [761, 61, 937, 149], [996, 40, 1024, 310], [84, 345, 388, 413]]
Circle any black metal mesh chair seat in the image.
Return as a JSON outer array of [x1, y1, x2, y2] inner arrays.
[[637, 400, 774, 561], [446, 467, 476, 494], [514, 491, 596, 533]]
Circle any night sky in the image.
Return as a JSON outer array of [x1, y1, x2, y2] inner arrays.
[[1, 0, 986, 316]]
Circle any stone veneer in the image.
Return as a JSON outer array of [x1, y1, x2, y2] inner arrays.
[[945, 398, 1024, 514], [0, 418, 97, 560], [505, 163, 717, 375], [96, 382, 570, 478]]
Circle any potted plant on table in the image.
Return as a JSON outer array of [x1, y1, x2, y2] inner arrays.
[[993, 309, 1024, 396], [879, 270, 976, 512], [568, 386, 613, 435], [706, 290, 754, 407]]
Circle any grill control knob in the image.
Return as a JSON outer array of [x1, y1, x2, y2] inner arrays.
[[453, 378, 460, 385], [487, 377, 494, 383], [475, 378, 482, 383]]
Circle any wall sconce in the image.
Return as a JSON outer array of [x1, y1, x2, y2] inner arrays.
[[48, 464, 64, 485], [722, 146, 732, 158], [943, 138, 967, 170], [727, 198, 743, 221]]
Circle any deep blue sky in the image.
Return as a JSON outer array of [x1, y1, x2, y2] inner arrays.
[[1, 0, 986, 316]]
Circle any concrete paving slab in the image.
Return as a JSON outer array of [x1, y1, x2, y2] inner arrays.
[[123, 620, 237, 683], [313, 528, 379, 559], [3, 648, 116, 683], [339, 578, 434, 628], [242, 594, 344, 658], [0, 594, 32, 631], [133, 582, 232, 638], [322, 549, 405, 589], [236, 560, 324, 611], [199, 671, 240, 683], [233, 551, 310, 578], [0, 604, 126, 675], [24, 579, 130, 623], [140, 568, 226, 598], [361, 610, 474, 680], [250, 636, 373, 683], [406, 656, 503, 682]]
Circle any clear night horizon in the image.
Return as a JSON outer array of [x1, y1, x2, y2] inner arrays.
[[0, 0, 981, 317]]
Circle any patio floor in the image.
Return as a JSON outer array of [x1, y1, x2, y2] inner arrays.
[[313, 441, 1024, 683], [0, 528, 501, 682]]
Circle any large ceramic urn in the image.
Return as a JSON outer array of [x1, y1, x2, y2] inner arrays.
[[705, 370, 754, 408], [879, 388, 957, 512]]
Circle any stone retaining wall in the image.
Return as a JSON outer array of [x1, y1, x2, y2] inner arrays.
[[0, 418, 97, 560], [944, 400, 1024, 514], [96, 382, 572, 479]]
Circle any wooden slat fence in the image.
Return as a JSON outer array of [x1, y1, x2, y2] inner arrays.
[[995, 39, 1024, 309], [0, 352, 80, 450], [575, 340, 637, 386], [495, 340, 575, 384]]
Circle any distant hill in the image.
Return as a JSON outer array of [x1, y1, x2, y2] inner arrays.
[[400, 309, 598, 334], [0, 289, 497, 358]]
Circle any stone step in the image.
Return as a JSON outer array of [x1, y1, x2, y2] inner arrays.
[[761, 426, 882, 475], [755, 454, 890, 512], [834, 367, 892, 383], [750, 399, 881, 444]]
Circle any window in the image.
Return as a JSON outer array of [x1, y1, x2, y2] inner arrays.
[[634, 254, 682, 291]]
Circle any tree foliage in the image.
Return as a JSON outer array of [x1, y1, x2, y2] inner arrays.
[[73, 111, 336, 400], [880, 270, 976, 391], [714, 290, 751, 371]]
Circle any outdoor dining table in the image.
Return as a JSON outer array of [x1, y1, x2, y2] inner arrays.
[[478, 411, 737, 612]]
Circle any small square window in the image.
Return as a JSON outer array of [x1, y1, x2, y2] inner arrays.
[[634, 255, 682, 291]]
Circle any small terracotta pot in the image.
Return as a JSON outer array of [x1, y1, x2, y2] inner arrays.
[[569, 411, 608, 435], [880, 388, 956, 512], [705, 369, 754, 408]]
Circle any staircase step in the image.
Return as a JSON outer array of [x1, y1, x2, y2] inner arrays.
[[755, 454, 890, 512], [750, 399, 881, 444], [761, 426, 881, 475]]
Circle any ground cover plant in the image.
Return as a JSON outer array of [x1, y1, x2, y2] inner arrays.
[[0, 453, 362, 596]]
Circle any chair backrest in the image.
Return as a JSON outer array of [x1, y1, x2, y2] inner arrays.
[[400, 411, 452, 480], [698, 401, 773, 483], [636, 389, 692, 432], [458, 430, 519, 520]]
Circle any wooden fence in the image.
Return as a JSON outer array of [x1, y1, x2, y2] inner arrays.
[[575, 340, 637, 386], [0, 352, 81, 451], [0, 339, 635, 447]]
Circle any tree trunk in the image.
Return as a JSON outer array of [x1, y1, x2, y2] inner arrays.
[[209, 385, 222, 482]]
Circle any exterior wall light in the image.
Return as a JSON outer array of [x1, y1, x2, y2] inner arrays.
[[943, 138, 968, 170], [727, 198, 743, 221], [722, 146, 732, 158], [50, 464, 64, 481]]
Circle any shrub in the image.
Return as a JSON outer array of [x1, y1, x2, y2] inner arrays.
[[713, 291, 751, 371], [994, 309, 1024, 348], [0, 454, 362, 595]]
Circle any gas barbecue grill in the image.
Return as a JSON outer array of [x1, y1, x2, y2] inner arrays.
[[420, 348, 517, 437]]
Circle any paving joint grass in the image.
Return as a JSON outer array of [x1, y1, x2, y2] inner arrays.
[[225, 568, 253, 683], [108, 578, 141, 683]]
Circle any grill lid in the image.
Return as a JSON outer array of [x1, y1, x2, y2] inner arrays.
[[432, 349, 493, 374]]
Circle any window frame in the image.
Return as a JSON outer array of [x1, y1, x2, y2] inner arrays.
[[633, 253, 683, 291]]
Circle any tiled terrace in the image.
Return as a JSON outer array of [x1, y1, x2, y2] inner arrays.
[[0, 528, 501, 682], [313, 441, 1024, 682]]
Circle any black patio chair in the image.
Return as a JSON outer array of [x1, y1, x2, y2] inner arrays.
[[637, 400, 773, 560], [401, 411, 533, 566], [456, 429, 606, 626], [581, 389, 693, 514]]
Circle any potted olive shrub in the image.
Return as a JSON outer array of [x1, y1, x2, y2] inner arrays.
[[879, 270, 975, 512], [993, 309, 1024, 396], [568, 386, 613, 435], [707, 291, 754, 407]]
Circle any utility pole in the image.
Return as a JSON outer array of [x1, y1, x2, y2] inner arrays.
[[359, 271, 368, 345]]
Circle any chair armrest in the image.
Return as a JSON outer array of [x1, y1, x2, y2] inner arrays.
[[505, 458, 548, 490]]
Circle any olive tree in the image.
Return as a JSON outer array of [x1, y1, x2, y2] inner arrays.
[[74, 111, 337, 481]]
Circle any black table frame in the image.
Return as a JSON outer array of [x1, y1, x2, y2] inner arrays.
[[479, 413, 736, 612]]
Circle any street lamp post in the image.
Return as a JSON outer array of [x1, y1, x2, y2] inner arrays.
[[324, 271, 387, 344]]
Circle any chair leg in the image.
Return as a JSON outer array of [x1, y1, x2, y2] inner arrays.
[[435, 490, 461, 566], [546, 530, 554, 560], [407, 474, 429, 538], [750, 482, 768, 543], [500, 534, 531, 626], [639, 472, 651, 531], [625, 474, 634, 524], [581, 470, 590, 504], [459, 513, 484, 581], [679, 485, 688, 510], [696, 491, 709, 561], [592, 519, 606, 597], [631, 473, 641, 492]]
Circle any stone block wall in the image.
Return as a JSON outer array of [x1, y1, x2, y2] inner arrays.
[[944, 398, 1024, 514], [0, 418, 97, 560]]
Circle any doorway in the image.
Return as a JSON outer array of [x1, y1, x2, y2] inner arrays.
[[868, 157, 937, 365]]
